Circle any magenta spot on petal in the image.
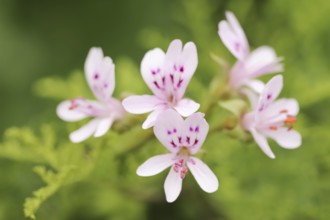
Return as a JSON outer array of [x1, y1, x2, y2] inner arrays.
[[258, 104, 264, 112], [162, 76, 166, 85], [177, 79, 183, 88], [171, 140, 177, 148], [151, 70, 156, 75], [153, 81, 160, 89], [186, 136, 190, 144], [173, 128, 177, 133], [179, 66, 184, 73], [189, 127, 193, 132], [170, 74, 174, 83], [94, 73, 99, 79], [267, 94, 272, 100], [194, 126, 199, 133], [167, 130, 172, 135], [178, 136, 182, 143], [193, 139, 199, 146]]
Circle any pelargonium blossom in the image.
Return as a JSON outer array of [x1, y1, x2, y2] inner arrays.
[[137, 109, 219, 202], [122, 39, 200, 129], [57, 48, 125, 143], [218, 11, 283, 93], [242, 75, 301, 159]]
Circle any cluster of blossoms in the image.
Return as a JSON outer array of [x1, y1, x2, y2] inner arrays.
[[57, 11, 301, 202]]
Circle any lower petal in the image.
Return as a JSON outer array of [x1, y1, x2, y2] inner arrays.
[[264, 128, 301, 149], [174, 98, 200, 117], [187, 157, 219, 193], [57, 100, 88, 122], [122, 95, 162, 114], [142, 108, 164, 129], [69, 119, 99, 143], [94, 117, 114, 137], [136, 154, 174, 176], [250, 128, 275, 159], [244, 80, 265, 94], [164, 168, 183, 203]]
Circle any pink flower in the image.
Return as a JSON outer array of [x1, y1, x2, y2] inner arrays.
[[242, 75, 301, 159], [137, 109, 219, 202], [122, 39, 200, 129], [57, 48, 125, 143], [218, 11, 283, 93]]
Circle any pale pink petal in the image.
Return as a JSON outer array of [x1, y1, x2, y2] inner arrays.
[[154, 109, 184, 153], [266, 98, 299, 116], [263, 128, 301, 149], [136, 154, 174, 176], [187, 157, 219, 193], [250, 128, 275, 159], [122, 95, 163, 114], [241, 112, 256, 131], [163, 40, 198, 100], [140, 48, 167, 99], [257, 75, 283, 114], [182, 112, 209, 154], [244, 46, 283, 77], [93, 117, 114, 137], [142, 108, 165, 129], [69, 119, 100, 143], [164, 168, 183, 203], [174, 98, 200, 117], [218, 11, 249, 61], [244, 80, 265, 94], [84, 47, 115, 101], [57, 100, 88, 122]]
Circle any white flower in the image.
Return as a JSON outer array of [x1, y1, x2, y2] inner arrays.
[[57, 48, 125, 143], [122, 39, 200, 129], [242, 75, 302, 158], [218, 11, 283, 93], [137, 109, 219, 202]]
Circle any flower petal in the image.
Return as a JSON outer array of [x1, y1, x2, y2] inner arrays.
[[69, 118, 100, 143], [182, 112, 209, 154], [244, 46, 283, 78], [187, 157, 219, 193], [154, 109, 184, 153], [218, 11, 249, 61], [122, 95, 162, 114], [266, 98, 299, 116], [84, 47, 115, 102], [244, 79, 265, 94], [163, 40, 198, 100], [263, 128, 301, 149], [57, 100, 88, 122], [164, 168, 183, 203], [142, 107, 165, 129], [250, 128, 275, 159], [141, 48, 167, 99], [257, 75, 283, 114], [174, 98, 200, 117], [136, 154, 174, 176], [93, 117, 114, 137]]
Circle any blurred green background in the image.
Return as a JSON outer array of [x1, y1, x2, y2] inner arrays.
[[0, 0, 330, 219]]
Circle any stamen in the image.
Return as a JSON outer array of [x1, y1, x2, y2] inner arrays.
[[284, 115, 297, 126], [69, 100, 78, 110], [269, 125, 278, 131], [280, 109, 288, 114]]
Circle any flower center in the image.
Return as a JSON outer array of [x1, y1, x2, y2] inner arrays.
[[172, 147, 193, 180]]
